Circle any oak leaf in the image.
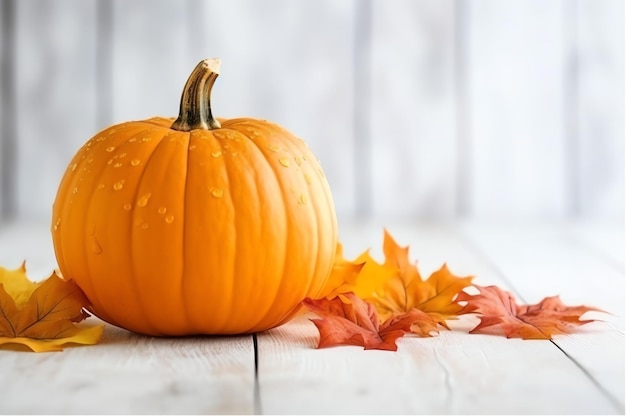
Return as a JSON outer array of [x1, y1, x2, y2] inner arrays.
[[355, 230, 473, 331], [0, 263, 104, 352], [457, 285, 603, 339], [302, 292, 424, 351]]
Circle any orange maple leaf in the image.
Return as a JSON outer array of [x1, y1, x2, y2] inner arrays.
[[302, 293, 426, 351], [355, 230, 473, 331], [457, 285, 604, 339], [0, 263, 104, 352], [317, 243, 365, 300]]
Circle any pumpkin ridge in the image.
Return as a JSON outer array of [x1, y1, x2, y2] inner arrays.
[[69, 131, 118, 320], [237, 127, 300, 331], [227, 129, 288, 332], [179, 131, 196, 333], [126, 127, 173, 335], [306, 150, 338, 298], [215, 136, 238, 333], [62, 124, 148, 325]]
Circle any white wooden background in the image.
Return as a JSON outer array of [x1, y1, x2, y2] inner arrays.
[[0, 0, 623, 223]]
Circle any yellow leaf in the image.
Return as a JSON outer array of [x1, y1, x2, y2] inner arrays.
[[0, 262, 43, 306], [0, 325, 104, 353], [352, 230, 474, 329], [317, 243, 365, 299], [0, 264, 103, 352]]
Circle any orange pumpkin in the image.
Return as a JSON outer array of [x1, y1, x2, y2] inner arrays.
[[51, 59, 338, 336]]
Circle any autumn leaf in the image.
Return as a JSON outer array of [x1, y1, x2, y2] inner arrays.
[[0, 263, 104, 352], [302, 292, 425, 351], [317, 243, 365, 300], [354, 230, 474, 330], [457, 285, 603, 339]]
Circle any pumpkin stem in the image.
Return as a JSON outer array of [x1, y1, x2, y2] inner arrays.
[[171, 58, 222, 131]]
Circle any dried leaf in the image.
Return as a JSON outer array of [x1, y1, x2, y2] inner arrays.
[[457, 285, 603, 339], [356, 230, 473, 330], [303, 293, 423, 351], [317, 243, 365, 300], [0, 264, 103, 352]]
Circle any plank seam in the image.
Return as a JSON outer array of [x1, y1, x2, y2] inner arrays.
[[457, 223, 623, 411], [550, 339, 624, 413], [253, 333, 263, 414]]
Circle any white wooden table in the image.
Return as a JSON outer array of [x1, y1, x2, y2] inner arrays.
[[0, 218, 623, 414]]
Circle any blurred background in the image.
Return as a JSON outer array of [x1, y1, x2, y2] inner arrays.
[[0, 0, 623, 226]]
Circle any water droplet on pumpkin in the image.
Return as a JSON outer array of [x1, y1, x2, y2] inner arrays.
[[91, 237, 102, 254], [53, 218, 61, 231], [72, 187, 79, 194], [130, 158, 141, 166], [211, 188, 224, 198], [123, 203, 132, 211], [141, 137, 152, 142], [113, 162, 123, 168], [87, 158, 94, 164], [165, 215, 174, 224], [157, 207, 167, 215], [107, 159, 114, 165], [140, 222, 149, 229], [298, 194, 307, 205], [97, 183, 105, 190], [113, 180, 125, 191], [304, 173, 312, 184], [295, 157, 302, 166], [137, 193, 152, 207], [128, 137, 137, 143], [269, 145, 280, 152], [279, 158, 290, 167], [70, 163, 77, 171], [211, 150, 222, 158], [302, 155, 308, 161], [189, 144, 197, 150], [106, 146, 115, 152]]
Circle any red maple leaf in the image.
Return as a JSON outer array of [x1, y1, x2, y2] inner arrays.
[[302, 293, 425, 351], [457, 285, 603, 339]]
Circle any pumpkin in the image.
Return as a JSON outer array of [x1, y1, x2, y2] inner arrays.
[[51, 59, 338, 336]]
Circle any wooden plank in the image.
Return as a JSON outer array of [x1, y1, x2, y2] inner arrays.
[[568, 219, 624, 271], [576, 0, 624, 218], [0, 222, 256, 414], [196, 0, 357, 217], [0, 318, 255, 414], [257, 221, 619, 413], [461, 220, 625, 411], [14, 0, 98, 221], [465, 0, 568, 217], [369, 0, 457, 219]]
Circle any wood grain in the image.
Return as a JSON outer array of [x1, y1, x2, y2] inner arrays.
[[0, 319, 256, 414], [257, 221, 623, 413], [0, 220, 622, 414], [462, 221, 625, 411]]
